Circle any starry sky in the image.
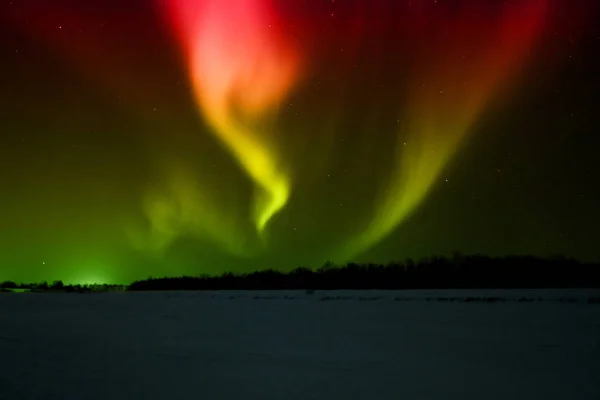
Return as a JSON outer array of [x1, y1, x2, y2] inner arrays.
[[1, 0, 599, 284]]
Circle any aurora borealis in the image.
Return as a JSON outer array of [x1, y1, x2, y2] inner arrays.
[[166, 0, 301, 247], [1, 0, 598, 284]]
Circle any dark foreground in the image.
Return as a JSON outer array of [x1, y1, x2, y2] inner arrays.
[[1, 289, 599, 400]]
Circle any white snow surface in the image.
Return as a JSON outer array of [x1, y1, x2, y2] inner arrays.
[[1, 289, 599, 400]]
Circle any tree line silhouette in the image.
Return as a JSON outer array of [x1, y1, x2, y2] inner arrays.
[[126, 254, 600, 291], [2, 255, 598, 292], [0, 280, 125, 293]]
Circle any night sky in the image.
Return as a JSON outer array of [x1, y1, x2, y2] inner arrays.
[[1, 0, 598, 284]]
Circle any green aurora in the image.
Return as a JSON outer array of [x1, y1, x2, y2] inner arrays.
[[1, 0, 598, 284]]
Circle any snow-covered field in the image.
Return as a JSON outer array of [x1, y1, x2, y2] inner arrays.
[[1, 289, 599, 400]]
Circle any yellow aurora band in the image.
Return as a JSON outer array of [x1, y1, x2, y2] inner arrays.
[[336, 1, 549, 261], [167, 0, 300, 243]]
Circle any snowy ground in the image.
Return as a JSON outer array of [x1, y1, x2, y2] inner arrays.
[[1, 289, 599, 400]]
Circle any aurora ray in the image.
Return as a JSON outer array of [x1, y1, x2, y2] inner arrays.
[[336, 0, 549, 261], [166, 0, 301, 239]]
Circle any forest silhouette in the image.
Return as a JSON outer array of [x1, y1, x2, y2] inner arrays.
[[1, 255, 599, 293], [126, 255, 600, 291]]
